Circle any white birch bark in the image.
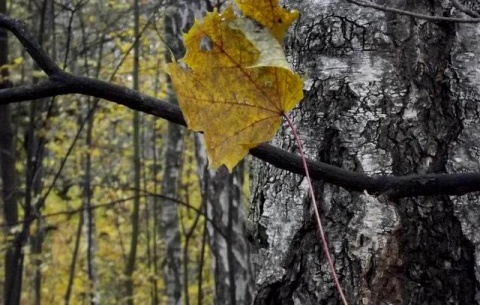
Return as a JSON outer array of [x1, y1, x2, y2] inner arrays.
[[160, 1, 208, 304], [251, 1, 480, 303], [194, 134, 254, 305]]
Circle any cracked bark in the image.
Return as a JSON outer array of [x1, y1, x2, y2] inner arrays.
[[251, 1, 480, 304]]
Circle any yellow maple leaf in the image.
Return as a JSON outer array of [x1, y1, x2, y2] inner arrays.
[[169, 3, 303, 171]]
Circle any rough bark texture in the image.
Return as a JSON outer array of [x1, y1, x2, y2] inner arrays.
[[251, 1, 480, 304], [195, 134, 254, 305]]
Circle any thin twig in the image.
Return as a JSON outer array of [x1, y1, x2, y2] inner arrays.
[[0, 192, 227, 240], [284, 114, 349, 305]]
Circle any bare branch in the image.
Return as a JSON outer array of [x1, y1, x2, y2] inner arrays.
[[0, 13, 62, 75], [451, 0, 480, 18], [347, 0, 480, 23], [0, 78, 70, 102], [1, 12, 480, 199], [251, 144, 480, 198]]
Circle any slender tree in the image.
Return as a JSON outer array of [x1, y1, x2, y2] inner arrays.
[[82, 82, 101, 305], [195, 135, 254, 305], [159, 1, 207, 304], [27, 1, 53, 303], [124, 0, 142, 304], [0, 0, 20, 303], [80, 6, 106, 305]]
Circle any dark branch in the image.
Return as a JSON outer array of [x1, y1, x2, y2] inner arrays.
[[0, 14, 62, 75], [347, 0, 480, 23], [61, 73, 187, 126], [1, 12, 480, 199], [451, 0, 480, 18], [251, 144, 480, 198], [250, 143, 383, 193], [0, 78, 70, 101]]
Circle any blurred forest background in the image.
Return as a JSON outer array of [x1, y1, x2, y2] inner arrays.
[[0, 1, 255, 304]]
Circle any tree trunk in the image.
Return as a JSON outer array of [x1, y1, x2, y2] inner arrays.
[[83, 100, 101, 305], [28, 1, 52, 302], [251, 1, 480, 304], [124, 0, 141, 303], [0, 1, 20, 304], [194, 134, 254, 305], [160, 1, 207, 304]]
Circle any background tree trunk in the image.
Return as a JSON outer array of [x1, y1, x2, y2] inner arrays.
[[195, 134, 254, 305], [160, 1, 207, 304], [0, 1, 20, 304], [83, 100, 101, 305], [124, 0, 141, 303], [25, 1, 55, 304], [251, 1, 480, 304]]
